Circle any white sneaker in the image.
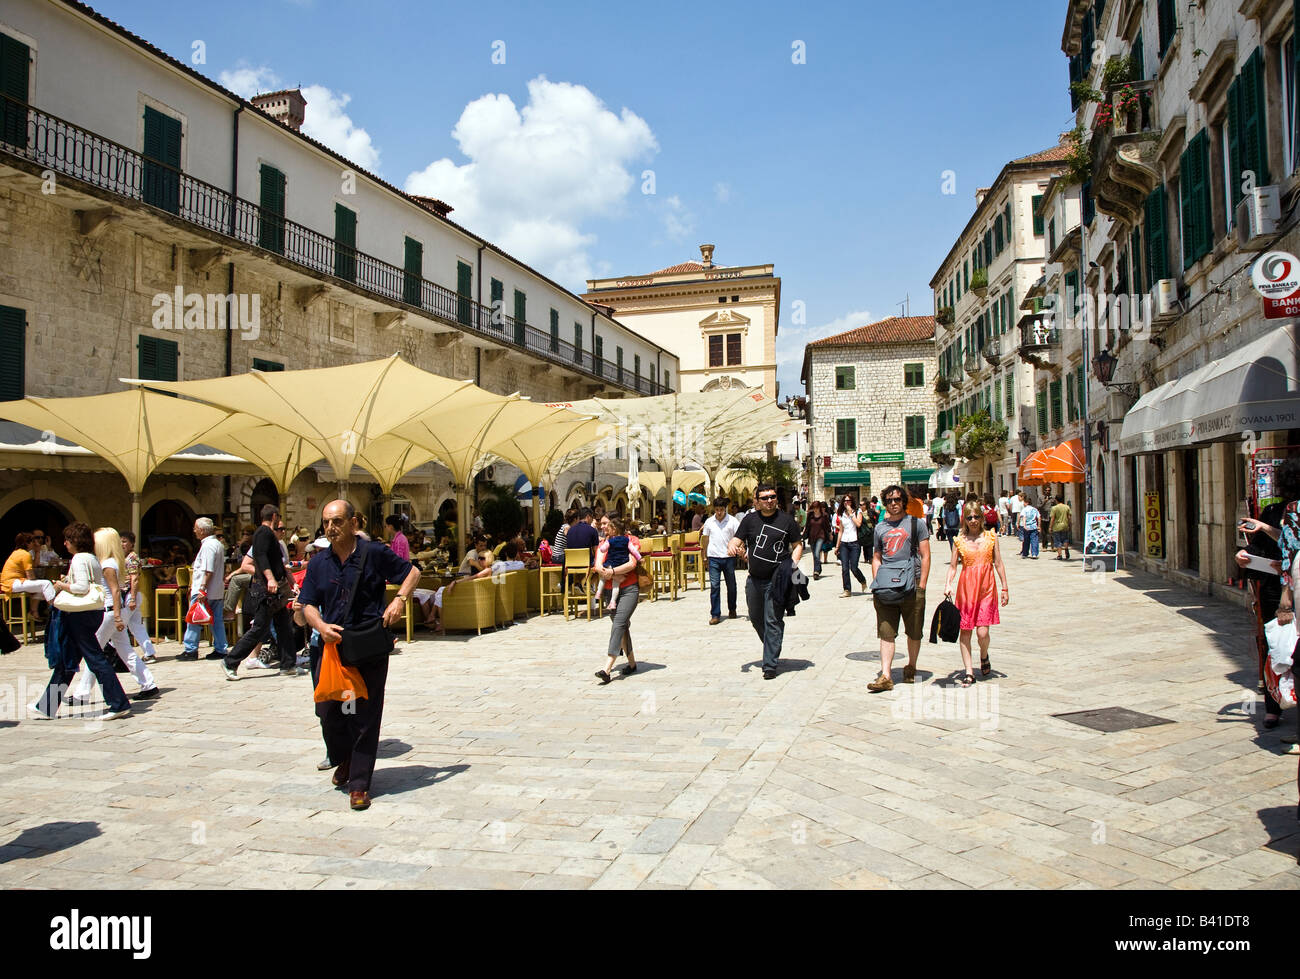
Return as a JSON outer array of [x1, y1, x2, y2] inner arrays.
[[295, 654, 310, 667], [245, 657, 268, 669], [100, 708, 132, 721]]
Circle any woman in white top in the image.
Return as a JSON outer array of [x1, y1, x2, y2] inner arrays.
[[68, 528, 158, 704], [30, 522, 133, 720], [835, 493, 868, 596]]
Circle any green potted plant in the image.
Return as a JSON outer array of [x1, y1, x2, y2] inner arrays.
[[953, 409, 1008, 461], [970, 267, 988, 297], [936, 306, 954, 326]]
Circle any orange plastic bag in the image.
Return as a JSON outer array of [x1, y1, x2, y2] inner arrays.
[[313, 641, 369, 704]]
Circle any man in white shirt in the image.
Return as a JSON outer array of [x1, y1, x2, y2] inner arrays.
[[702, 496, 741, 625], [997, 493, 1011, 536], [1009, 491, 1025, 540], [182, 516, 229, 661]]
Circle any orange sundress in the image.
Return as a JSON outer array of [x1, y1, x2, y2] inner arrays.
[[954, 530, 1000, 629]]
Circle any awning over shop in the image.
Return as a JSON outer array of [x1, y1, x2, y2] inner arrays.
[[900, 468, 936, 483], [823, 470, 872, 486], [1119, 323, 1300, 456], [1042, 438, 1085, 483], [1018, 450, 1050, 485]]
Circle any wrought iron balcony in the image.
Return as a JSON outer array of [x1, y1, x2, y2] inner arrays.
[[943, 365, 965, 389], [0, 93, 668, 396], [982, 336, 1004, 367], [963, 351, 982, 377], [1090, 79, 1162, 226], [1018, 319, 1062, 371]]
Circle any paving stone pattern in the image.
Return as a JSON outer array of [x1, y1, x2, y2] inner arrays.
[[0, 547, 1297, 889]]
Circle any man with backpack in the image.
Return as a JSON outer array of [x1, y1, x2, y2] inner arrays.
[[867, 485, 932, 693], [942, 492, 962, 550]]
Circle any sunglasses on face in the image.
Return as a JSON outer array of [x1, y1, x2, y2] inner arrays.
[[885, 497, 904, 504]]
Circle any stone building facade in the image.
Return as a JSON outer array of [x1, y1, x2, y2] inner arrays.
[[0, 0, 678, 551], [929, 144, 1069, 500], [801, 316, 938, 502], [1061, 0, 1300, 603]]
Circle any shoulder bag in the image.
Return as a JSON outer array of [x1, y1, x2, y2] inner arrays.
[[870, 517, 920, 605], [337, 543, 395, 666]]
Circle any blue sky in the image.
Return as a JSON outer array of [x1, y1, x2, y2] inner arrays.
[[97, 0, 1074, 396]]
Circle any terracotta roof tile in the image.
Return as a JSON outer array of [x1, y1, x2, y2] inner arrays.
[[652, 261, 707, 275], [1011, 144, 1071, 165], [807, 315, 936, 348]]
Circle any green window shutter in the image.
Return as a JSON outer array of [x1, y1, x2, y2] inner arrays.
[[252, 358, 284, 372], [333, 204, 357, 282], [1031, 195, 1044, 236], [1036, 389, 1048, 436], [1132, 30, 1145, 80], [549, 308, 559, 353], [402, 237, 422, 305], [258, 164, 286, 254], [1193, 130, 1212, 260], [1158, 0, 1177, 57], [0, 34, 30, 149], [512, 290, 526, 345], [1005, 201, 1013, 245], [594, 334, 603, 367], [616, 346, 624, 382], [1066, 371, 1076, 422], [456, 262, 473, 327], [573, 322, 582, 363], [1145, 185, 1168, 283], [0, 305, 25, 401], [1243, 48, 1270, 189], [836, 419, 857, 452], [634, 354, 640, 380], [1180, 142, 1197, 269], [905, 416, 925, 449], [1005, 377, 1014, 416], [139, 334, 178, 382], [142, 106, 181, 214], [1130, 227, 1143, 294], [490, 279, 504, 328]]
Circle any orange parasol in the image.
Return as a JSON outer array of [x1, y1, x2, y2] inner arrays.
[[1042, 438, 1085, 483]]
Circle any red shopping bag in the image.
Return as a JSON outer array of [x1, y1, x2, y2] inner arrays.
[[313, 641, 369, 704], [185, 593, 212, 625]]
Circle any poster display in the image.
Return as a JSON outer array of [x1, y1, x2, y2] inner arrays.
[[1083, 511, 1121, 566], [1143, 492, 1163, 559]]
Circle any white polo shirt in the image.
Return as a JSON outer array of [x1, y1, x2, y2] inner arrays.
[[702, 513, 740, 558]]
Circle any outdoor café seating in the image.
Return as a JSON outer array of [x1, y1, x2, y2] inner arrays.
[[440, 577, 496, 635]]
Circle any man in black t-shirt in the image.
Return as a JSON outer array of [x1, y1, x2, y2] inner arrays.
[[729, 483, 804, 679]]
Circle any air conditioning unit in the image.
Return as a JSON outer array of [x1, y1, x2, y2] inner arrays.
[[587, 480, 597, 495], [1151, 278, 1180, 325], [1236, 185, 1280, 249]]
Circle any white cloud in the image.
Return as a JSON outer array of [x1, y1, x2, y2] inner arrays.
[[777, 308, 876, 394], [660, 194, 694, 240], [405, 76, 658, 287], [218, 66, 381, 172], [714, 182, 732, 204]]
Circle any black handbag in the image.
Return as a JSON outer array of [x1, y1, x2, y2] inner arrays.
[[336, 543, 395, 666]]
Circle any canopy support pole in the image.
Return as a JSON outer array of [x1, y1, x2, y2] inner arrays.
[[131, 491, 141, 542], [532, 493, 542, 537], [455, 484, 472, 558]]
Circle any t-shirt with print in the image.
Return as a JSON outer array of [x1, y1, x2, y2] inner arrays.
[[736, 510, 801, 581], [873, 515, 929, 584], [192, 535, 226, 600], [1020, 506, 1041, 531]]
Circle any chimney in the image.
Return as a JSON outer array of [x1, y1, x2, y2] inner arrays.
[[251, 89, 307, 132], [700, 243, 715, 268], [975, 187, 990, 207]]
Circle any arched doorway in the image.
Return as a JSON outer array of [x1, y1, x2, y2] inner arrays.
[[141, 499, 196, 561], [0, 499, 74, 560], [249, 477, 279, 528]]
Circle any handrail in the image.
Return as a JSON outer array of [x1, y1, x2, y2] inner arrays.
[[0, 93, 667, 395]]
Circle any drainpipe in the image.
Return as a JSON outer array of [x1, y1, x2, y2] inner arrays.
[[229, 105, 243, 236], [591, 311, 598, 383]]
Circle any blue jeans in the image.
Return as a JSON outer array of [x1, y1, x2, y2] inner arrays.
[[840, 540, 866, 591], [39, 608, 130, 714], [708, 556, 737, 618], [1020, 528, 1040, 557], [745, 576, 785, 670], [183, 596, 229, 657]]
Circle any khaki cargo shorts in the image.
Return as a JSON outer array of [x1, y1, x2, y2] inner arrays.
[[874, 588, 926, 641]]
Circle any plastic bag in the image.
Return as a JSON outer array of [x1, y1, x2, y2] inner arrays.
[[1263, 617, 1297, 709], [313, 640, 369, 705], [185, 595, 212, 625]]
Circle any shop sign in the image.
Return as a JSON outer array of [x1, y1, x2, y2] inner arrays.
[[1143, 491, 1163, 559]]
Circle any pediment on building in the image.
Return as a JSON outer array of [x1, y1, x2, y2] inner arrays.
[[699, 308, 751, 331]]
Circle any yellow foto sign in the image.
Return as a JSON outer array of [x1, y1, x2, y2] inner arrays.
[[1144, 490, 1163, 559]]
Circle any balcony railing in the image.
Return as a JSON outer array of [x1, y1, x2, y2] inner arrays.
[[963, 351, 981, 377], [0, 93, 667, 396], [1019, 322, 1061, 351], [1090, 79, 1161, 226]]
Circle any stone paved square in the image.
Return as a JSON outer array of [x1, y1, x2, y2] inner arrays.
[[1, 554, 1298, 889]]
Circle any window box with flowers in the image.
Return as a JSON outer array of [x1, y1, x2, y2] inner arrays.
[[970, 267, 988, 297], [936, 306, 954, 326]]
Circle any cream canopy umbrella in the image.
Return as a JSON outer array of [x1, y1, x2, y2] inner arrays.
[[484, 406, 604, 533], [0, 388, 238, 537], [127, 355, 478, 485], [201, 420, 320, 494]]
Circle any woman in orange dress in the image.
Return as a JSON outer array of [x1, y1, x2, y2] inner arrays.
[[944, 502, 1010, 687]]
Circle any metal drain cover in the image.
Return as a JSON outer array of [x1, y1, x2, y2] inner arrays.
[[1052, 707, 1175, 732]]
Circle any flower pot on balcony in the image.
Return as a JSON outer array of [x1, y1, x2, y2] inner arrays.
[[970, 269, 988, 298], [934, 376, 950, 394], [936, 306, 954, 326]]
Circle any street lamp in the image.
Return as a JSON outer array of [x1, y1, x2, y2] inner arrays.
[[1091, 348, 1140, 400], [1018, 427, 1034, 449]]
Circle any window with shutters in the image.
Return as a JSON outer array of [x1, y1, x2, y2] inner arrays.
[[549, 308, 559, 353], [994, 216, 1004, 254], [994, 378, 1003, 421], [616, 347, 624, 382], [594, 335, 604, 372], [1032, 195, 1044, 236], [142, 105, 182, 214], [1145, 184, 1169, 283], [402, 237, 422, 306], [634, 354, 640, 381], [573, 322, 582, 363], [0, 305, 25, 401], [513, 290, 526, 345], [1132, 30, 1145, 81], [490, 279, 504, 328], [1157, 0, 1177, 58], [904, 363, 924, 387], [709, 335, 724, 367], [1005, 377, 1015, 417], [905, 416, 926, 449], [1287, 32, 1299, 175], [835, 366, 855, 390], [1130, 227, 1143, 294], [138, 334, 178, 382], [1179, 130, 1213, 268], [663, 369, 671, 392], [1082, 180, 1095, 226], [0, 34, 30, 150], [726, 332, 741, 366], [252, 358, 284, 372], [1066, 371, 1077, 422], [835, 418, 857, 453], [258, 164, 286, 254], [334, 204, 357, 282], [1036, 389, 1048, 436], [1076, 365, 1086, 418], [1227, 48, 1270, 207]]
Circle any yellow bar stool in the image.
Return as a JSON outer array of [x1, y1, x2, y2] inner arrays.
[[3, 592, 34, 645], [562, 550, 595, 620], [538, 563, 564, 616], [644, 538, 677, 601], [678, 532, 704, 591]]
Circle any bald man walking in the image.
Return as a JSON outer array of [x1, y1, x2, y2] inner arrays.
[[299, 500, 419, 811]]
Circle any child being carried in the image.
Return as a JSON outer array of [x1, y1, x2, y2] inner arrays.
[[594, 516, 642, 611]]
